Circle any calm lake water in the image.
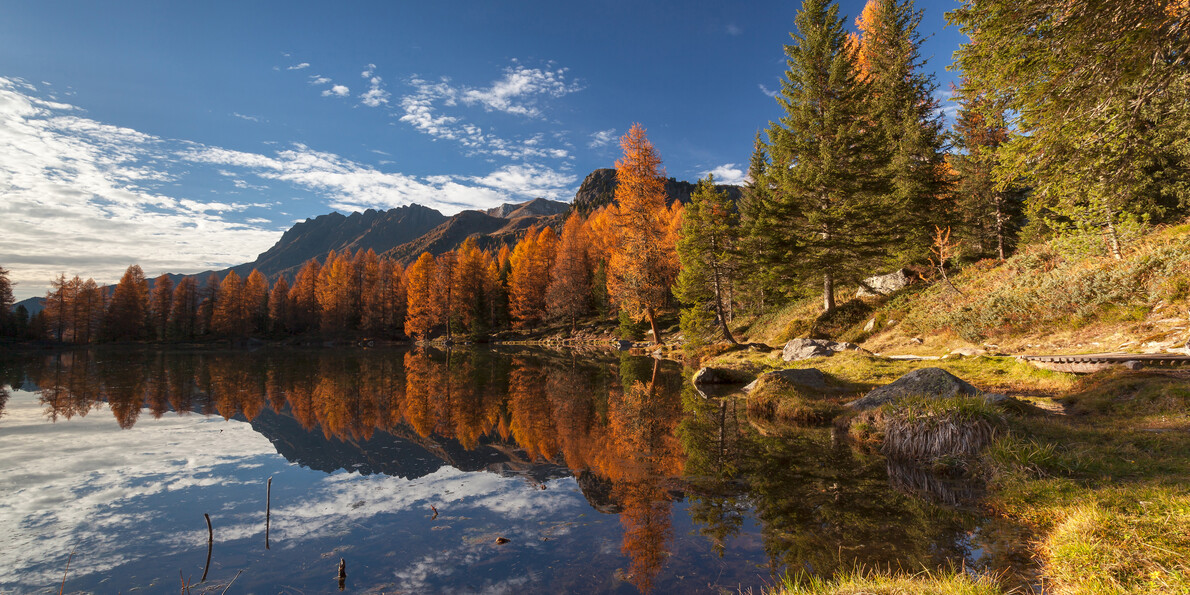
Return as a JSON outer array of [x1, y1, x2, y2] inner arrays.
[[0, 347, 1029, 594]]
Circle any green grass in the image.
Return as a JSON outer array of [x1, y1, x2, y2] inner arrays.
[[771, 568, 1003, 595], [744, 374, 845, 425]]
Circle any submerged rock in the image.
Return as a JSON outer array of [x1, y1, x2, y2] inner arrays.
[[847, 367, 981, 410], [781, 338, 860, 362]]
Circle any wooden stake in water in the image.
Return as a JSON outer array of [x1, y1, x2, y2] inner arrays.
[[266, 476, 272, 550], [201, 513, 213, 583]]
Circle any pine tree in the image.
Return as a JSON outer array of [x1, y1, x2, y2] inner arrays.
[[607, 124, 678, 343], [674, 175, 740, 345], [757, 0, 889, 315]]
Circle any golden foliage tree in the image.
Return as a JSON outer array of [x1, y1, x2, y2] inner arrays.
[[405, 252, 438, 340], [288, 258, 321, 333], [546, 212, 592, 331], [267, 276, 290, 333], [105, 265, 150, 341], [608, 124, 678, 344], [211, 271, 246, 336], [243, 269, 269, 334], [149, 274, 173, 340], [509, 227, 558, 328]]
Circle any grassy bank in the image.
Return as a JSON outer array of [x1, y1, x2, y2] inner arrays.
[[706, 344, 1190, 594]]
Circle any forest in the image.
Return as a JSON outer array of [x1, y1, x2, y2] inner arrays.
[[0, 0, 1186, 351]]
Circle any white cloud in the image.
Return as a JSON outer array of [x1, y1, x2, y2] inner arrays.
[[231, 112, 259, 122], [758, 83, 778, 98], [701, 163, 747, 185], [588, 128, 617, 148], [322, 84, 350, 97], [468, 164, 577, 199], [458, 62, 583, 117], [287, 62, 310, 70], [308, 75, 331, 85], [360, 77, 390, 108], [0, 77, 279, 300], [726, 23, 742, 36]]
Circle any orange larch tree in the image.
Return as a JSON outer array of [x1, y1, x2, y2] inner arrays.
[[169, 276, 199, 340], [288, 258, 321, 333], [212, 271, 246, 336], [509, 227, 557, 328], [105, 265, 150, 341], [546, 212, 592, 331], [404, 252, 438, 341], [149, 274, 173, 341], [267, 276, 290, 334], [607, 124, 678, 344], [243, 269, 270, 334]]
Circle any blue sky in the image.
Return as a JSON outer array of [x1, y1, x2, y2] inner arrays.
[[0, 0, 966, 299]]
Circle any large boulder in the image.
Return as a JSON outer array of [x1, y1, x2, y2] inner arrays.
[[781, 338, 860, 362], [847, 367, 980, 410], [856, 268, 914, 297], [692, 366, 752, 386], [742, 368, 830, 393]]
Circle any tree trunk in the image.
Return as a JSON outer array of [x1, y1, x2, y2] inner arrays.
[[995, 194, 1006, 261], [646, 307, 664, 345], [711, 267, 739, 345], [1105, 215, 1123, 260], [822, 272, 835, 316]]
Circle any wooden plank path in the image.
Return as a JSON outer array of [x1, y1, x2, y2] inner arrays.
[[1021, 353, 1190, 373]]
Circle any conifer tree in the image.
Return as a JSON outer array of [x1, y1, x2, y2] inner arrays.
[[149, 274, 173, 340], [212, 271, 245, 336], [608, 124, 678, 343], [198, 273, 221, 336], [435, 250, 458, 341], [757, 0, 889, 315], [405, 252, 438, 341], [674, 175, 740, 345], [288, 259, 321, 333], [243, 269, 269, 334], [105, 265, 150, 341], [169, 277, 199, 340], [267, 277, 290, 334], [949, 0, 1190, 257], [546, 212, 593, 331], [0, 266, 13, 336], [45, 273, 71, 341], [858, 0, 948, 261]]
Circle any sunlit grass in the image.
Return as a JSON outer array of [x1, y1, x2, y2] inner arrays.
[[769, 568, 1004, 595]]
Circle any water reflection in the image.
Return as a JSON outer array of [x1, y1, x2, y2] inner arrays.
[[0, 348, 1024, 593]]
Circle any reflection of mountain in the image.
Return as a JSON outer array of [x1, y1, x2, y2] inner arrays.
[[248, 406, 571, 484]]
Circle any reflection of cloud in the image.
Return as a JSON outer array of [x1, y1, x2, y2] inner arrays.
[[0, 391, 273, 587]]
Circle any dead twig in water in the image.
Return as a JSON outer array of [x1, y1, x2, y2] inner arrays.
[[219, 569, 244, 595], [201, 513, 213, 583], [266, 476, 272, 550], [59, 547, 75, 595]]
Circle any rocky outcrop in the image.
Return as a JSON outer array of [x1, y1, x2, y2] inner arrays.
[[781, 338, 860, 361], [742, 368, 829, 393], [572, 168, 744, 215], [856, 268, 915, 297], [847, 367, 981, 410]]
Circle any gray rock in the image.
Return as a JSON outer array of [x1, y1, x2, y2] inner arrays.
[[742, 368, 829, 393], [781, 338, 860, 362], [616, 340, 634, 351], [856, 268, 914, 297], [864, 318, 877, 332], [847, 367, 981, 410], [949, 347, 987, 357], [909, 337, 924, 345], [692, 367, 751, 386]]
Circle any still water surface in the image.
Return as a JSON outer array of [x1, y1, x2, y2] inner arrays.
[[0, 347, 1025, 593]]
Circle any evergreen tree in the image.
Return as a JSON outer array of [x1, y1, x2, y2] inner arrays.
[[757, 0, 889, 315], [949, 0, 1190, 258], [858, 0, 948, 261], [674, 175, 740, 346]]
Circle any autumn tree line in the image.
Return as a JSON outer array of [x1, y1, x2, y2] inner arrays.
[[2, 0, 1185, 346]]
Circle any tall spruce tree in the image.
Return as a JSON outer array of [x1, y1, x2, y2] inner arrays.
[[757, 0, 889, 315], [858, 0, 948, 261], [949, 0, 1190, 258], [674, 175, 740, 346]]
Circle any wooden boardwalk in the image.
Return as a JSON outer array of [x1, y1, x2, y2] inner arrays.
[[1021, 353, 1190, 373]]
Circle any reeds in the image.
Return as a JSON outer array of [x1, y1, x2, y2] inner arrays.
[[850, 396, 1004, 464]]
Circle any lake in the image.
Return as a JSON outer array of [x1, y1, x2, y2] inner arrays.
[[0, 347, 1030, 593]]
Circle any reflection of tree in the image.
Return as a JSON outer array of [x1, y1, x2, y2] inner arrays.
[[677, 381, 751, 557]]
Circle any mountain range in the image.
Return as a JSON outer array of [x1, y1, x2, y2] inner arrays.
[[16, 169, 741, 313]]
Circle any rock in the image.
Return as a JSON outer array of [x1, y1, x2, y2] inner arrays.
[[847, 368, 981, 410], [494, 536, 510, 545], [1122, 360, 1144, 370], [856, 268, 915, 297], [864, 318, 877, 332], [909, 337, 924, 345], [781, 338, 860, 362], [742, 368, 830, 394], [949, 347, 986, 357], [747, 342, 772, 351], [692, 367, 751, 385], [616, 340, 634, 351]]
